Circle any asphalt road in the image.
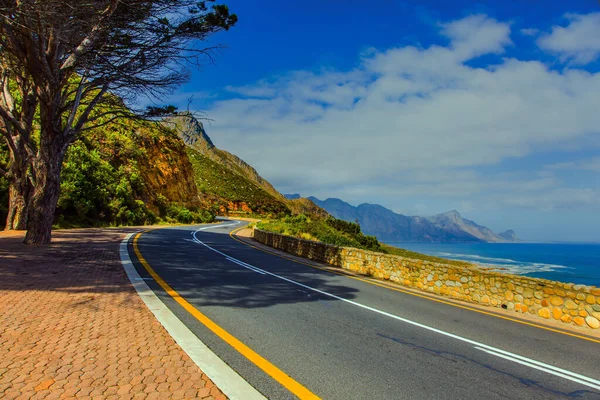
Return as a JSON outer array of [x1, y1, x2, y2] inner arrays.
[[129, 221, 600, 399]]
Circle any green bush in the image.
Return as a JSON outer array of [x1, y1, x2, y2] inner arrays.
[[257, 216, 385, 253], [177, 208, 194, 224], [166, 204, 215, 224]]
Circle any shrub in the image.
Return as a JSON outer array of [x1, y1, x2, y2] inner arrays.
[[176, 208, 194, 224]]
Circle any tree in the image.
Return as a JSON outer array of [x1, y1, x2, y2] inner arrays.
[[0, 0, 237, 243]]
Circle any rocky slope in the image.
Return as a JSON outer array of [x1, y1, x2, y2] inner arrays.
[[166, 114, 327, 218], [305, 196, 518, 243]]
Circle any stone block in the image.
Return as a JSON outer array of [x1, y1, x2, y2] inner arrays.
[[543, 287, 554, 295], [561, 314, 572, 323], [586, 316, 600, 329], [565, 299, 578, 310], [552, 307, 562, 320], [538, 308, 550, 319], [514, 294, 524, 303], [549, 296, 564, 306], [522, 288, 534, 299]]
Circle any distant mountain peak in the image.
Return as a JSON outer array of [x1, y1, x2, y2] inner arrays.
[[499, 230, 519, 241], [438, 209, 461, 218], [309, 197, 519, 243]]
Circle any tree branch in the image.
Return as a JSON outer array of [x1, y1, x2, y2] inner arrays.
[[71, 83, 109, 136], [60, 0, 120, 71]]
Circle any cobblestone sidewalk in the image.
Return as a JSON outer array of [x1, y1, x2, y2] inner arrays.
[[0, 228, 226, 400]]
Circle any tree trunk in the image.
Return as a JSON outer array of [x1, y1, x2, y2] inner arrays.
[[24, 163, 62, 244], [24, 131, 67, 244], [4, 176, 31, 230]]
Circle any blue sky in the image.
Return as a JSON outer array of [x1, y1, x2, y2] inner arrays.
[[166, 0, 600, 242]]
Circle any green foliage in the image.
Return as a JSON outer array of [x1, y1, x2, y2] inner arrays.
[[325, 217, 361, 236], [165, 204, 215, 224], [258, 215, 468, 265], [187, 148, 290, 216], [50, 118, 214, 228], [257, 215, 386, 252], [55, 141, 159, 227]]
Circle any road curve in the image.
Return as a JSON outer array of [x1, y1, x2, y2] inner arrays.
[[128, 221, 600, 400]]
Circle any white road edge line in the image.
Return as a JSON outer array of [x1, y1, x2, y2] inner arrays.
[[225, 257, 267, 275], [474, 347, 600, 391], [119, 229, 266, 400], [192, 226, 600, 392]]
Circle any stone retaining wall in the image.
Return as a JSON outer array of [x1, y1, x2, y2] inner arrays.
[[253, 229, 600, 330]]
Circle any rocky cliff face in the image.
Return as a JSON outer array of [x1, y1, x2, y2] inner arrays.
[[309, 197, 518, 243], [168, 114, 328, 218], [136, 125, 200, 211]]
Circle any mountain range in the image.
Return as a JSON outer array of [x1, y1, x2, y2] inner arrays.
[[286, 195, 518, 243]]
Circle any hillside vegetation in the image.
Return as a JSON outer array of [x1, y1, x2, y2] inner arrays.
[[257, 215, 385, 252], [0, 117, 214, 229], [187, 148, 290, 216], [257, 215, 469, 266]]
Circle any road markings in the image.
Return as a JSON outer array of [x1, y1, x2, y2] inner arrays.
[[134, 225, 320, 400], [474, 347, 600, 390], [229, 227, 600, 346], [191, 225, 600, 392], [225, 257, 267, 275], [120, 232, 266, 400]]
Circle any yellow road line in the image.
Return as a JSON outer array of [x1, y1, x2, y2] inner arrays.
[[132, 231, 320, 400], [229, 227, 600, 345]]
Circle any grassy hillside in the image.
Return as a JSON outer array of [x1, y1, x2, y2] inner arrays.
[[257, 215, 469, 266], [187, 148, 290, 216], [165, 114, 285, 201]]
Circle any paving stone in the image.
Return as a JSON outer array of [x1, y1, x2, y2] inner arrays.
[[0, 229, 226, 399]]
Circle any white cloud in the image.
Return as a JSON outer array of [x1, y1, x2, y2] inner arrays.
[[194, 14, 600, 218], [538, 13, 600, 65], [440, 14, 512, 60]]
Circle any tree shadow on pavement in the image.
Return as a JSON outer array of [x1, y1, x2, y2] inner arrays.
[[0, 227, 140, 294], [135, 228, 359, 310]]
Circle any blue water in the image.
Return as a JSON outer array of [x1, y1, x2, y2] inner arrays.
[[384, 242, 600, 287]]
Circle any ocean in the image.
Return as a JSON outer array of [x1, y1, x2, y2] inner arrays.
[[384, 242, 600, 287]]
